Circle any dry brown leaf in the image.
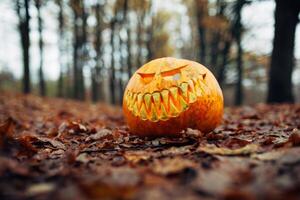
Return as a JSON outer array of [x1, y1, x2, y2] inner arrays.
[[152, 158, 196, 175], [26, 183, 55, 196], [85, 129, 112, 142], [123, 151, 151, 164], [198, 144, 260, 156]]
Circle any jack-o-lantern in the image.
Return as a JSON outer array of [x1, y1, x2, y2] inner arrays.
[[123, 57, 223, 136]]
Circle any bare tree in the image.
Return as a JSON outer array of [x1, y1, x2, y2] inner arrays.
[[232, 0, 248, 105], [109, 19, 117, 104], [267, 0, 300, 103], [109, 0, 129, 104], [195, 0, 208, 65], [35, 0, 46, 96], [209, 0, 226, 72], [217, 37, 231, 86], [70, 0, 87, 100], [16, 0, 31, 94], [56, 0, 64, 98], [118, 0, 130, 104], [91, 1, 105, 102], [126, 10, 133, 78]]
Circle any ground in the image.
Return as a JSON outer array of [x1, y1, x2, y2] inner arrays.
[[0, 92, 300, 200]]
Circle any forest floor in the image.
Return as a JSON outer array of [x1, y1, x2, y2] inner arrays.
[[0, 92, 300, 200]]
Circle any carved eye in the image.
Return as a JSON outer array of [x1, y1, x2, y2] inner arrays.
[[162, 72, 181, 81], [161, 64, 188, 80], [137, 72, 155, 84], [137, 64, 189, 83]]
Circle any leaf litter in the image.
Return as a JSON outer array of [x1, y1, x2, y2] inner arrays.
[[0, 93, 300, 199]]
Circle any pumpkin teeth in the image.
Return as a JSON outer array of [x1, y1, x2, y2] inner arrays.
[[127, 92, 134, 110], [178, 95, 189, 111], [199, 79, 211, 96], [139, 104, 148, 120], [132, 102, 138, 116], [125, 78, 209, 121], [160, 104, 169, 120], [189, 90, 197, 103], [169, 87, 179, 102], [144, 93, 152, 112], [132, 93, 137, 105], [137, 93, 143, 110], [150, 104, 159, 122], [152, 92, 161, 111], [188, 80, 195, 93], [161, 89, 170, 111], [179, 82, 189, 101], [169, 99, 180, 117]]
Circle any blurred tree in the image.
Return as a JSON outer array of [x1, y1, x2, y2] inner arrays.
[[130, 0, 152, 68], [56, 0, 65, 98], [15, 0, 31, 94], [35, 0, 46, 96], [195, 0, 208, 65], [217, 33, 231, 86], [118, 0, 129, 105], [232, 0, 248, 106], [109, 10, 117, 104], [91, 1, 105, 102], [70, 0, 87, 100], [209, 0, 226, 72], [109, 0, 130, 104], [125, 1, 133, 78], [267, 0, 300, 103]]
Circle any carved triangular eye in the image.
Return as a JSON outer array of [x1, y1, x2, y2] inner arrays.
[[137, 72, 155, 84], [161, 64, 188, 77]]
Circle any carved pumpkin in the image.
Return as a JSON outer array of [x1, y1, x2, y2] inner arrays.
[[123, 57, 223, 136]]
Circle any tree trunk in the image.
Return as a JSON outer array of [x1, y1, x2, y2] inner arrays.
[[197, 28, 206, 65], [78, 1, 87, 100], [210, 32, 220, 73], [232, 0, 247, 106], [110, 20, 116, 104], [35, 0, 46, 96], [210, 0, 225, 74], [127, 24, 132, 78], [235, 32, 243, 106], [125, 0, 132, 78], [73, 10, 80, 99], [195, 0, 208, 65], [91, 67, 98, 102], [217, 39, 231, 86], [57, 0, 64, 98], [267, 0, 300, 103], [91, 2, 104, 102], [118, 0, 129, 105], [118, 33, 125, 105], [71, 0, 86, 100], [16, 0, 31, 94]]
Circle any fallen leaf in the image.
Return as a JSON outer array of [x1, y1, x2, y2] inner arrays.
[[198, 144, 260, 156], [85, 129, 112, 142], [26, 183, 55, 196], [152, 158, 196, 175], [124, 151, 151, 164]]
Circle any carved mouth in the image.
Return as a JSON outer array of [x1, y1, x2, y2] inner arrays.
[[125, 78, 208, 122]]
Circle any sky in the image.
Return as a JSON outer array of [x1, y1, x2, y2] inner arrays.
[[0, 0, 299, 82]]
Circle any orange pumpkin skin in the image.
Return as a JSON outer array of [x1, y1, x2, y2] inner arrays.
[[123, 57, 223, 137]]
